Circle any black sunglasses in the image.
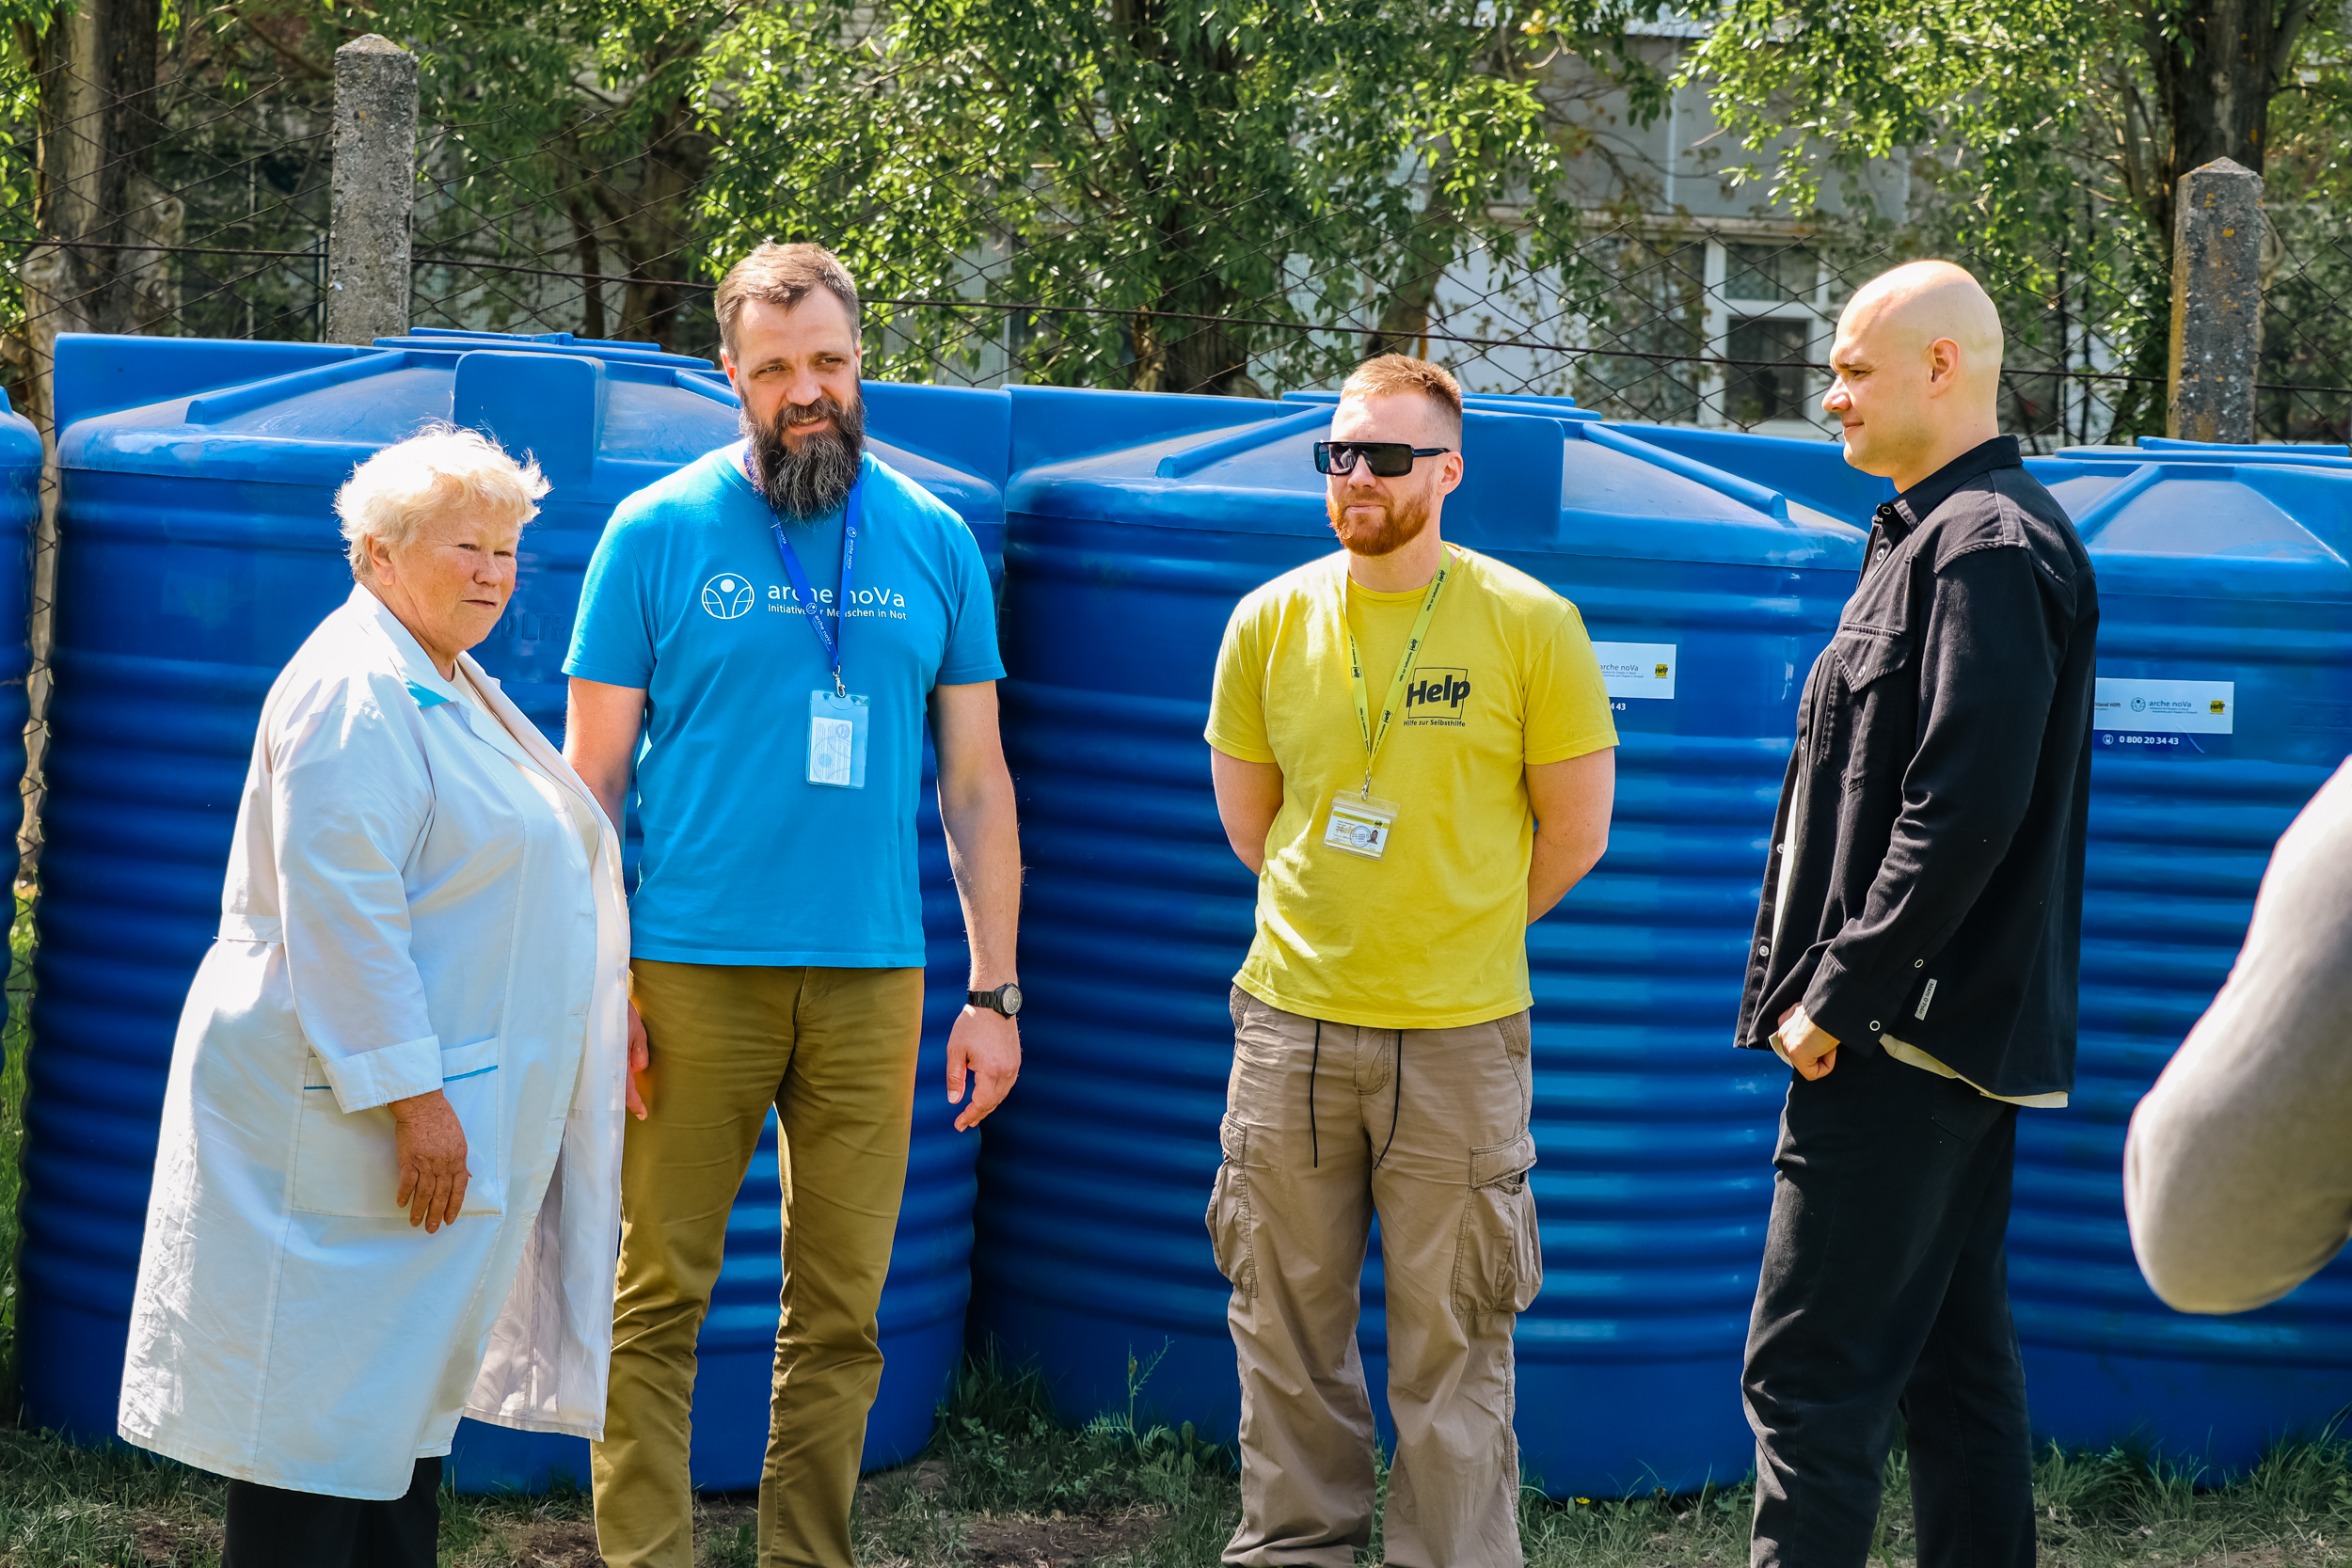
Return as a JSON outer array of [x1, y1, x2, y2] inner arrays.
[[1313, 440, 1452, 478]]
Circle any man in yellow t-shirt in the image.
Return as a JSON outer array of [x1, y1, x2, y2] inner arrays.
[[1203, 355, 1617, 1568]]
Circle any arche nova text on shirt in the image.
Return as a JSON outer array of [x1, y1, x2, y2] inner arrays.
[[755, 582, 913, 615]]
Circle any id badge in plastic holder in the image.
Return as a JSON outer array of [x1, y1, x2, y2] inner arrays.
[[1323, 791, 1398, 859], [808, 689, 869, 788]]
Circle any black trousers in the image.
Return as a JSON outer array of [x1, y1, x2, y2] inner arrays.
[[222, 1456, 440, 1568], [1743, 1043, 2037, 1568]]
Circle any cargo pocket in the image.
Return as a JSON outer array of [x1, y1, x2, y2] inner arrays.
[[1203, 1116, 1257, 1303], [1454, 1131, 1541, 1317], [290, 1039, 507, 1218]]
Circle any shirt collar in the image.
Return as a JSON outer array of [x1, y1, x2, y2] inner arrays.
[[348, 584, 464, 709], [348, 585, 510, 716], [1887, 436, 2021, 536]]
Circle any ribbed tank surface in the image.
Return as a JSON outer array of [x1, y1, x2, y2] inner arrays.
[[2008, 454, 2352, 1466], [1633, 430, 2352, 1470], [23, 333, 1002, 1490], [970, 386, 1865, 1496]]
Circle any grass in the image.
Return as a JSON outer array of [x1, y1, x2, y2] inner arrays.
[[1, 882, 37, 1420], [0, 1365, 2343, 1564], [2, 884, 2352, 1564]]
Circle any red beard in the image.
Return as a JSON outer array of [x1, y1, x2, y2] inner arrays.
[[1326, 488, 1432, 558]]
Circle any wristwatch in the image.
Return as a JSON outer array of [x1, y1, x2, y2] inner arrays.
[[968, 983, 1024, 1018]]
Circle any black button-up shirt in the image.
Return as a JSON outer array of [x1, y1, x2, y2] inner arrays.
[[1735, 436, 2101, 1098]]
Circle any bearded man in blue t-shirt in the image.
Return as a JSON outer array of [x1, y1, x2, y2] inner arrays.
[[564, 243, 1023, 1568]]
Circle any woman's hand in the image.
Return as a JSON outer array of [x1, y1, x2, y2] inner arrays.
[[626, 1001, 651, 1120], [389, 1089, 470, 1231]]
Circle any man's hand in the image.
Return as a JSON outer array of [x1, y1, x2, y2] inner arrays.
[[1772, 1004, 1842, 1082], [626, 1001, 651, 1120], [946, 1005, 1020, 1132], [389, 1089, 470, 1231]]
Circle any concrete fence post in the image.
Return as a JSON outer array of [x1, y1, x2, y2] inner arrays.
[[325, 35, 418, 345], [2166, 157, 2265, 444]]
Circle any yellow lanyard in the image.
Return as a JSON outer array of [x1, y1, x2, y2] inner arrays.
[[1340, 551, 1452, 799]]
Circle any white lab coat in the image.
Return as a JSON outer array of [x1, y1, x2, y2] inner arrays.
[[117, 586, 631, 1499]]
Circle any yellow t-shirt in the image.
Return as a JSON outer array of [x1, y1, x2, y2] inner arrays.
[[1205, 546, 1618, 1029]]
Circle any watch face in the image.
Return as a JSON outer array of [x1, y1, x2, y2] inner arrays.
[[1000, 984, 1023, 1015]]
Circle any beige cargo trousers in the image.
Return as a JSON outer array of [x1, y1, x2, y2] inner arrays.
[[1212, 987, 1543, 1568]]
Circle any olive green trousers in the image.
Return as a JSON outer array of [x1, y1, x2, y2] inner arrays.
[[591, 959, 923, 1568]]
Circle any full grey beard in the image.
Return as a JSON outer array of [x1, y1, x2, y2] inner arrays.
[[746, 391, 866, 521]]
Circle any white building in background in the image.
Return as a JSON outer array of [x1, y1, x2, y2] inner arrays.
[[1426, 25, 1913, 436], [926, 29, 1972, 439]]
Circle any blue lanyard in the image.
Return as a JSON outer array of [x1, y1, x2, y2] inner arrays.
[[770, 480, 861, 696]]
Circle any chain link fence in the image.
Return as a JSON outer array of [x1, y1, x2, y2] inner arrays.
[[0, 45, 2344, 1374], [4, 58, 2344, 441], [0, 51, 2346, 892]]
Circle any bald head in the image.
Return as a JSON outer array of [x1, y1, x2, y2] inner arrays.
[[1847, 261, 2004, 370], [1823, 261, 2007, 490]]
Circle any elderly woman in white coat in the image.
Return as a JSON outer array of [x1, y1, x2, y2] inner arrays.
[[117, 426, 643, 1568]]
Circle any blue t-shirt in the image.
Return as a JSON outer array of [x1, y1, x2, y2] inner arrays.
[[564, 445, 1003, 965]]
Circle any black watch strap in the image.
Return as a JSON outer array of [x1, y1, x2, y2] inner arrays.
[[968, 983, 1023, 1018]]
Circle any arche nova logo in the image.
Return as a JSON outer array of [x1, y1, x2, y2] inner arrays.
[[701, 573, 756, 620]]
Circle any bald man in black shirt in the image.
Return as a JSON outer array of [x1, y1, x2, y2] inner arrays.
[[1736, 261, 2099, 1568]]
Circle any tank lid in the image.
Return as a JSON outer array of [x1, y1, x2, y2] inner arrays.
[[2053, 442, 2352, 470], [2137, 435, 2352, 458], [56, 337, 1009, 523], [372, 329, 715, 371], [51, 335, 366, 431], [1007, 387, 1865, 565], [1284, 388, 1600, 422], [2027, 456, 2352, 595]]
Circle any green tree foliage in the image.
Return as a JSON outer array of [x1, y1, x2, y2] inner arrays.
[[295, 0, 744, 344], [698, 0, 1586, 393], [1658, 0, 2352, 435]]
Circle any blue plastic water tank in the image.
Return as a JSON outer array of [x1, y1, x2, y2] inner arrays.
[[24, 331, 1005, 1490], [2008, 452, 2352, 1466], [969, 386, 1866, 1496], [0, 394, 44, 839], [1591, 427, 2352, 1468], [2057, 439, 2352, 472]]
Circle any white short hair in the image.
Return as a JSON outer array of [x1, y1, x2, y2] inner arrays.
[[335, 425, 551, 580]]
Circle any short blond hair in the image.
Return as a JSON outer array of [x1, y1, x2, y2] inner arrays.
[[335, 425, 549, 580], [716, 243, 861, 358], [1341, 354, 1464, 441]]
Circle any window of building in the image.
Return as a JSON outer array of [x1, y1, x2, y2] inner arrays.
[[1722, 243, 1819, 306], [1724, 316, 1812, 426]]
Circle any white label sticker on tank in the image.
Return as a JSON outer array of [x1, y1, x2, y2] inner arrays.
[[1592, 641, 1677, 701], [2093, 678, 2234, 735]]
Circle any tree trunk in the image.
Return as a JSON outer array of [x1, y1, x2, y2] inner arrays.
[[1135, 201, 1257, 395], [2139, 0, 2313, 247], [1135, 294, 1259, 396], [566, 191, 607, 341], [24, 0, 168, 423], [1110, 0, 1264, 395], [603, 96, 711, 350], [16, 0, 165, 875], [1369, 164, 1457, 361]]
